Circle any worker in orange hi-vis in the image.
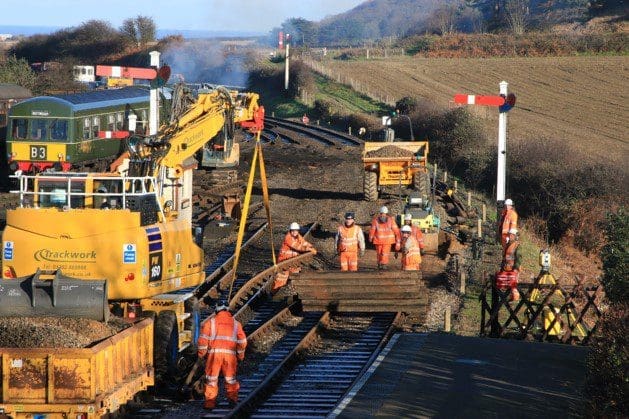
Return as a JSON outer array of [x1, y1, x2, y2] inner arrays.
[[402, 213, 425, 256], [368, 206, 401, 270], [273, 222, 317, 292], [335, 212, 366, 271], [498, 198, 518, 249], [197, 300, 247, 411], [501, 229, 522, 274], [500, 228, 522, 301], [399, 225, 422, 271]]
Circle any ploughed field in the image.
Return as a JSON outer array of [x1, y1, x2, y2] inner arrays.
[[312, 55, 629, 165]]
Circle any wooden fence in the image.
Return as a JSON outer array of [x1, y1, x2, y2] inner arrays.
[[480, 275, 603, 345]]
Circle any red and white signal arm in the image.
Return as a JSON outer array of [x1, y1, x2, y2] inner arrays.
[[96, 65, 157, 80], [454, 94, 505, 107]]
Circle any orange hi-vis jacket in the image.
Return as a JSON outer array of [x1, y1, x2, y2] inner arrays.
[[411, 225, 425, 250], [499, 208, 518, 237], [335, 224, 365, 253], [198, 311, 247, 361], [369, 215, 401, 246], [401, 234, 422, 270], [278, 232, 313, 262]]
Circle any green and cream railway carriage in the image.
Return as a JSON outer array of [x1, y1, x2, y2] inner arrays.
[[7, 87, 151, 173]]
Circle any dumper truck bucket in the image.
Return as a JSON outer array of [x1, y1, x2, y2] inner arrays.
[[292, 270, 428, 320], [0, 269, 109, 322]]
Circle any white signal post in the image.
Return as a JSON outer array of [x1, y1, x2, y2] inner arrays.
[[496, 81, 508, 203], [149, 51, 161, 135], [453, 81, 513, 205], [284, 34, 290, 90]]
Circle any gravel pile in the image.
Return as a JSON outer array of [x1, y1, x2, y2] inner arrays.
[[0, 316, 128, 348], [365, 144, 415, 158], [425, 289, 462, 331]]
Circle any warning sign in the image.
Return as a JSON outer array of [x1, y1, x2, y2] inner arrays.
[[123, 244, 136, 264]]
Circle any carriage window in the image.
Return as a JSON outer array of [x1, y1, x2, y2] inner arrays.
[[116, 113, 123, 130], [83, 118, 91, 139], [91, 116, 100, 138], [12, 118, 28, 139], [30, 119, 47, 140], [50, 120, 67, 140], [0, 114, 6, 128], [108, 114, 115, 131]]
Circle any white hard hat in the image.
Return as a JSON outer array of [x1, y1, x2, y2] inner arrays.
[[401, 225, 412, 233], [404, 213, 413, 221], [379, 206, 389, 214], [289, 222, 300, 231], [215, 299, 229, 313], [504, 199, 513, 206], [508, 228, 518, 234]]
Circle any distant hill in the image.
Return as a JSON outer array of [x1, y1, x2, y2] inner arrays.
[[276, 0, 619, 46], [317, 0, 446, 42]]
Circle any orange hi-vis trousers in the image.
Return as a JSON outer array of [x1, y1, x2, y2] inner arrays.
[[340, 251, 358, 271]]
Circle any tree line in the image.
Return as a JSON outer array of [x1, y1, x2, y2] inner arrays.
[[0, 16, 157, 94], [8, 16, 156, 63], [269, 0, 626, 47]]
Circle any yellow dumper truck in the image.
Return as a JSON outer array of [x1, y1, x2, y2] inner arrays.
[[362, 140, 430, 201]]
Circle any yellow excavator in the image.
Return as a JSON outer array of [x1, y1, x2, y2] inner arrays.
[[0, 84, 264, 382]]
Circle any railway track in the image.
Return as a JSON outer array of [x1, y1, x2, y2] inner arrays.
[[209, 311, 400, 418], [265, 116, 362, 147], [260, 128, 300, 145]]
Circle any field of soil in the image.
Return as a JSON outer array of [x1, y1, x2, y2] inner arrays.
[[308, 55, 629, 165]]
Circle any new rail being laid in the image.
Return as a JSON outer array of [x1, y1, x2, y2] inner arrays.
[[220, 311, 401, 418]]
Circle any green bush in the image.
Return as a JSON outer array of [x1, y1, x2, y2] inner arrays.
[[395, 96, 418, 115], [313, 99, 334, 120], [585, 303, 629, 417], [600, 208, 628, 304], [410, 106, 491, 189]]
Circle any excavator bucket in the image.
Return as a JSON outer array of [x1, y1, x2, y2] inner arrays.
[[292, 270, 428, 319], [0, 269, 109, 322]]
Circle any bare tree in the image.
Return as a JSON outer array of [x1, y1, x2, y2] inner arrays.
[[505, 0, 530, 34], [432, 4, 460, 34]]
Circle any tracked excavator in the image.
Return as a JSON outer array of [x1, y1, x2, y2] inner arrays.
[[0, 84, 264, 382]]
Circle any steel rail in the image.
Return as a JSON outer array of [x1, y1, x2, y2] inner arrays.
[[194, 215, 268, 301], [265, 116, 362, 146], [223, 311, 330, 418], [202, 222, 318, 309], [223, 312, 398, 418]]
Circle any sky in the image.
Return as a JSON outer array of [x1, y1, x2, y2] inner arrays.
[[1, 0, 366, 33]]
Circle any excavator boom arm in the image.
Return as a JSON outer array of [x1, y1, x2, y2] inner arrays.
[[158, 87, 264, 170]]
